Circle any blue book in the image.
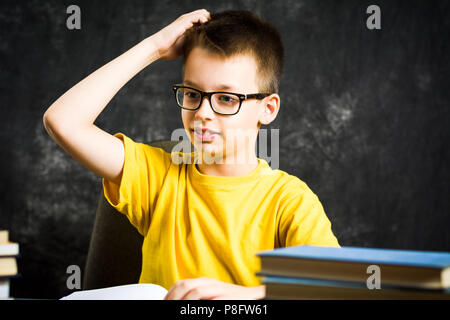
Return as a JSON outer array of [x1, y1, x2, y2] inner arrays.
[[260, 275, 450, 300], [256, 245, 450, 289]]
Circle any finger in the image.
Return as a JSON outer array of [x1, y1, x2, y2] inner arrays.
[[188, 9, 210, 21], [164, 282, 184, 300], [190, 9, 210, 16], [200, 9, 211, 19], [178, 13, 208, 31], [164, 277, 211, 300], [181, 284, 225, 300], [180, 278, 226, 300], [166, 280, 194, 300], [198, 16, 209, 23], [163, 281, 182, 300]]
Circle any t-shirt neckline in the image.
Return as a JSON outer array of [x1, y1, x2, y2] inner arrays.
[[188, 152, 271, 187]]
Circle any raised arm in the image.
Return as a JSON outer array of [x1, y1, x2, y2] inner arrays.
[[43, 9, 210, 185]]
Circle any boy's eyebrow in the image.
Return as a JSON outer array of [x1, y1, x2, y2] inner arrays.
[[183, 80, 236, 91]]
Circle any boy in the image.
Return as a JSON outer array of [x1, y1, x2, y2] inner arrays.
[[43, 9, 339, 300]]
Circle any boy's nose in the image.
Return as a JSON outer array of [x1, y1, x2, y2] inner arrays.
[[195, 96, 215, 119]]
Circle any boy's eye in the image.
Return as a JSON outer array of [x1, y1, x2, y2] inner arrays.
[[217, 94, 236, 103], [185, 91, 200, 99]]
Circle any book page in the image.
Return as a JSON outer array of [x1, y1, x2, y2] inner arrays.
[[60, 283, 168, 300]]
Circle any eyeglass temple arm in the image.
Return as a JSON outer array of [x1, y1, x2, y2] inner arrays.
[[244, 93, 271, 100]]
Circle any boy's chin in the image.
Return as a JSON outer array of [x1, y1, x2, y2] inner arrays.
[[191, 135, 219, 149], [192, 141, 224, 159], [193, 141, 220, 153]]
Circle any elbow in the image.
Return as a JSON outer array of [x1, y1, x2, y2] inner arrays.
[[42, 111, 56, 135], [42, 111, 67, 139], [42, 111, 57, 140], [42, 111, 51, 132], [42, 110, 50, 125]]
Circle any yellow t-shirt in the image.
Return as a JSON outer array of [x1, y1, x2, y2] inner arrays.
[[103, 132, 339, 290]]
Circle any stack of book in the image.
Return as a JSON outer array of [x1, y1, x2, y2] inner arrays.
[[0, 230, 20, 299], [256, 245, 450, 299]]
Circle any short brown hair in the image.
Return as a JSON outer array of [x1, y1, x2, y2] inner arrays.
[[182, 10, 284, 93]]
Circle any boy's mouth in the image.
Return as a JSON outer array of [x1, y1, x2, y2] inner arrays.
[[191, 128, 220, 141]]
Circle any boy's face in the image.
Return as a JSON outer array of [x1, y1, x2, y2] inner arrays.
[[181, 47, 267, 161]]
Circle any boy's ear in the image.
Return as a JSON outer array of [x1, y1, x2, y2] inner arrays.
[[259, 94, 280, 125]]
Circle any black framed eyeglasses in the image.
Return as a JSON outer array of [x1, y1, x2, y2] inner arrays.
[[172, 84, 271, 115]]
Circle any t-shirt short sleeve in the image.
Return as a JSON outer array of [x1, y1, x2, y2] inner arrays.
[[277, 179, 340, 248], [102, 132, 172, 236]]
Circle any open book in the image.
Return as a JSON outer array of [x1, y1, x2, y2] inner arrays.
[[60, 284, 168, 300]]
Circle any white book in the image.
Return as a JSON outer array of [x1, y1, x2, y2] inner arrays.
[[0, 279, 10, 299], [0, 242, 19, 256], [60, 284, 168, 300]]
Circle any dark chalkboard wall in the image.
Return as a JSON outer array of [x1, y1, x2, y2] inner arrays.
[[0, 0, 449, 298]]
